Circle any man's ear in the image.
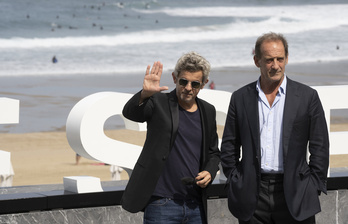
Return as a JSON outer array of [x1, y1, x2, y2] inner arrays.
[[200, 79, 209, 89], [172, 72, 177, 84], [254, 55, 260, 68]]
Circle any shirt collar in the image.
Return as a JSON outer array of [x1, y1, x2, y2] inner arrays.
[[256, 74, 287, 95], [279, 74, 287, 95]]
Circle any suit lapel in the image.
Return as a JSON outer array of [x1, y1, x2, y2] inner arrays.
[[169, 90, 179, 149], [282, 78, 301, 159], [244, 82, 260, 157], [197, 98, 207, 164]]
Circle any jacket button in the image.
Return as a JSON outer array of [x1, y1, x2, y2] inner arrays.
[[162, 156, 166, 161]]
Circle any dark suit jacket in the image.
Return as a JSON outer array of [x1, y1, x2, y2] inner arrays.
[[121, 89, 220, 219], [221, 77, 329, 221]]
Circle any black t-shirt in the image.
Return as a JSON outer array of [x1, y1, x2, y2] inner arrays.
[[152, 106, 202, 200]]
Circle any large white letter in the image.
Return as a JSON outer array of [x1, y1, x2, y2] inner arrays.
[[0, 97, 19, 186], [65, 86, 348, 179], [312, 85, 348, 155], [0, 97, 19, 124], [65, 90, 232, 172], [66, 92, 145, 171]]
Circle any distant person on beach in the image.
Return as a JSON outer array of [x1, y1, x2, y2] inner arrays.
[[121, 52, 220, 224], [209, 80, 215, 89], [52, 56, 58, 63], [75, 153, 81, 165], [221, 32, 329, 224]]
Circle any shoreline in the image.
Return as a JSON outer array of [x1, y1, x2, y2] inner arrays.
[[1, 60, 348, 134], [1, 59, 348, 78]]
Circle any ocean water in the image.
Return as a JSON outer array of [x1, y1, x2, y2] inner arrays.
[[1, 0, 348, 133], [1, 0, 348, 77]]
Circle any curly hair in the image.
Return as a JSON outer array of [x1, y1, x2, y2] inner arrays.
[[173, 51, 210, 83]]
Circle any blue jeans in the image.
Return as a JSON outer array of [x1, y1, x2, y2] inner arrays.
[[143, 197, 206, 224]]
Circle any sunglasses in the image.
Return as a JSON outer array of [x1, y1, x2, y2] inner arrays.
[[179, 78, 202, 89]]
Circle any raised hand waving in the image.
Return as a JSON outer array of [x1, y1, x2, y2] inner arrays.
[[140, 61, 169, 101]]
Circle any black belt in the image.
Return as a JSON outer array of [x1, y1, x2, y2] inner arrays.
[[150, 196, 201, 204], [261, 173, 284, 180]]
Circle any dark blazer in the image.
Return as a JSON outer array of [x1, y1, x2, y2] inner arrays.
[[121, 89, 220, 218], [221, 77, 329, 221]]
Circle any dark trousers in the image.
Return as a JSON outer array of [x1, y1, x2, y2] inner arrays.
[[239, 173, 315, 224]]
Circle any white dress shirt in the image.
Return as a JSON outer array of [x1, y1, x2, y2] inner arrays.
[[256, 76, 287, 173]]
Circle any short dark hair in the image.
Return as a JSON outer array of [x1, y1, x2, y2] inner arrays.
[[254, 32, 288, 59]]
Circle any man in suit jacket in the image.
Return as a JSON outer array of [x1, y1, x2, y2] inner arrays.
[[221, 32, 329, 223], [121, 52, 220, 224]]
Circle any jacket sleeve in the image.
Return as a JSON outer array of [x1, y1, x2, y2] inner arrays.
[[308, 89, 330, 194], [122, 90, 153, 123], [203, 106, 221, 182], [220, 93, 241, 180]]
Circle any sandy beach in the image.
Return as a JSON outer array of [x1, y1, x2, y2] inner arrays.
[[1, 62, 348, 187], [1, 124, 347, 187], [0, 129, 145, 186]]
